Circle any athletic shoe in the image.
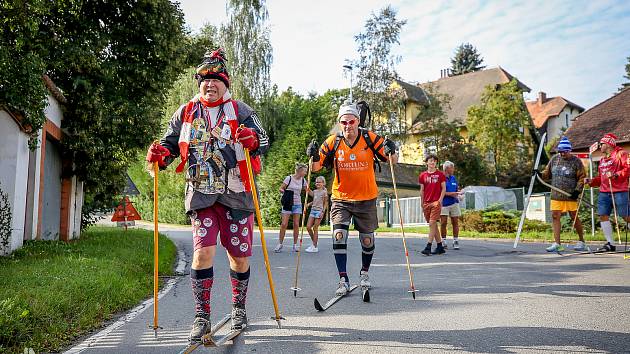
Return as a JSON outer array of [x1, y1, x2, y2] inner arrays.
[[431, 244, 446, 255], [453, 239, 460, 250], [421, 245, 432, 256], [188, 317, 211, 343], [335, 278, 350, 296], [546, 243, 565, 252], [292, 244, 300, 252], [230, 305, 247, 330], [305, 245, 319, 253], [360, 270, 371, 289], [597, 242, 616, 252], [573, 241, 587, 252], [273, 244, 283, 253]]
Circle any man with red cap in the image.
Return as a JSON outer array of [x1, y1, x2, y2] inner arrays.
[[145, 49, 269, 343], [585, 133, 630, 252]]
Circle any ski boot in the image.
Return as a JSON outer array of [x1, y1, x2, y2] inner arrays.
[[231, 305, 247, 330], [360, 270, 371, 289], [188, 316, 211, 343], [335, 278, 350, 296]]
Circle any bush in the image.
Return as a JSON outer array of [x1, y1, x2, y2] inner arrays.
[[461, 206, 549, 233], [0, 182, 11, 254]]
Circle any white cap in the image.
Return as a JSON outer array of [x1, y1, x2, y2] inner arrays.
[[337, 101, 359, 119]]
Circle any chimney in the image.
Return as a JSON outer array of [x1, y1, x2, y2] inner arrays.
[[538, 91, 547, 105]]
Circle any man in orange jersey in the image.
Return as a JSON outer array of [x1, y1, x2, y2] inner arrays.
[[307, 101, 397, 296]]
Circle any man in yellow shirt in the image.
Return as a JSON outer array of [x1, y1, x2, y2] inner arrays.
[[307, 101, 397, 296]]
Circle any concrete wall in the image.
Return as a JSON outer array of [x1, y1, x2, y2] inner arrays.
[[0, 110, 31, 253]]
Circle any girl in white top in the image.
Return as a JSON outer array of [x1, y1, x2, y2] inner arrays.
[[305, 176, 328, 253], [275, 163, 307, 252]]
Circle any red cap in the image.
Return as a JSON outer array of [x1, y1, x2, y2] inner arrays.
[[600, 133, 617, 147]]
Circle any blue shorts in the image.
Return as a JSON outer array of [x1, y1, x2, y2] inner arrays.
[[282, 204, 303, 215], [598, 192, 629, 217], [309, 209, 323, 219]]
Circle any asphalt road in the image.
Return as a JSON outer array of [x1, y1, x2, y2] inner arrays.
[[66, 228, 630, 354]]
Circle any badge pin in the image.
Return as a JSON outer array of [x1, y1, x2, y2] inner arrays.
[[203, 218, 213, 227], [230, 224, 238, 233], [239, 243, 249, 252], [231, 236, 240, 246]]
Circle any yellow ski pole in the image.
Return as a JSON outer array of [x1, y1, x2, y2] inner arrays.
[[291, 157, 313, 297], [388, 154, 419, 299], [152, 159, 160, 335], [244, 148, 284, 328]]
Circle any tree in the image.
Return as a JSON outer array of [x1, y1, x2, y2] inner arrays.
[[7, 0, 189, 228], [620, 55, 630, 91], [450, 43, 486, 76], [467, 79, 533, 185], [222, 0, 273, 104], [257, 90, 334, 226], [354, 5, 407, 138], [414, 85, 489, 186]]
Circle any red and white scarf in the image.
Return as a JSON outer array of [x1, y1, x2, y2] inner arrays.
[[175, 91, 260, 192]]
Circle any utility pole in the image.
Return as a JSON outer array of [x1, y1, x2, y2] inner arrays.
[[343, 63, 353, 102]]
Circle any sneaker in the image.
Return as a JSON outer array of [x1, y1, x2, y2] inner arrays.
[[597, 242, 616, 252], [335, 278, 350, 296], [305, 245, 319, 253], [360, 270, 371, 289], [230, 305, 247, 330], [546, 243, 565, 252], [188, 316, 211, 343], [421, 245, 432, 256], [431, 244, 446, 255], [292, 244, 300, 252], [573, 241, 587, 252], [273, 244, 283, 253], [453, 239, 460, 250]]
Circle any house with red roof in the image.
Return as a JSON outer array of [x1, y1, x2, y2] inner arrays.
[[526, 91, 584, 140]]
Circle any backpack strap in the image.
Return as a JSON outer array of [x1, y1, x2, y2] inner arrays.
[[360, 128, 387, 162]]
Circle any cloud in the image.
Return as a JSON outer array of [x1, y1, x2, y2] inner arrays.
[[180, 0, 630, 108]]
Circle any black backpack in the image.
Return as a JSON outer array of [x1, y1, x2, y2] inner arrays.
[[356, 100, 372, 128], [321, 127, 387, 183]]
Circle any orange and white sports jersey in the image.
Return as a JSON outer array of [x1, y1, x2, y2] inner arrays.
[[318, 131, 386, 201]]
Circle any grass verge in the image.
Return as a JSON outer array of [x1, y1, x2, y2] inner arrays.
[[0, 226, 176, 353]]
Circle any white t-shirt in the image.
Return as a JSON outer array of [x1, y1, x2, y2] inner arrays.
[[283, 175, 305, 205]]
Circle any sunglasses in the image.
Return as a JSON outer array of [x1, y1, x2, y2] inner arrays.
[[339, 119, 356, 126]]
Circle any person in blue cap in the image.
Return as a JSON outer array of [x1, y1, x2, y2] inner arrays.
[[539, 136, 587, 252]]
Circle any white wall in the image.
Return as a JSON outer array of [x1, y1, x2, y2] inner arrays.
[[68, 177, 83, 239], [0, 110, 30, 254], [44, 94, 63, 128], [547, 106, 581, 139]]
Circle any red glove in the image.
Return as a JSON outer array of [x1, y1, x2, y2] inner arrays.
[[235, 126, 259, 150], [145, 143, 170, 168]]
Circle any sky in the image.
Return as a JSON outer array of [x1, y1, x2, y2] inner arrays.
[[179, 0, 630, 109]]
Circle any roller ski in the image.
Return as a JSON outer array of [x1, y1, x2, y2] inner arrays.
[[179, 313, 231, 354], [314, 279, 358, 311], [360, 270, 370, 302]]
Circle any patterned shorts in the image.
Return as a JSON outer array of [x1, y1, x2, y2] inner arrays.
[[190, 203, 254, 257]]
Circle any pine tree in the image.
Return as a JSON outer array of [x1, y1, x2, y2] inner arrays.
[[450, 43, 486, 76]]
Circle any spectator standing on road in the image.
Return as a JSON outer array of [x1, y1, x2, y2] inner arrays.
[[305, 176, 328, 253], [539, 137, 587, 252], [419, 154, 446, 255], [440, 161, 462, 250], [275, 163, 308, 253]]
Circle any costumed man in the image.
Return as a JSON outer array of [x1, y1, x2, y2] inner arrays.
[[585, 133, 630, 252], [145, 49, 269, 343], [306, 101, 397, 296], [538, 136, 587, 252]]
